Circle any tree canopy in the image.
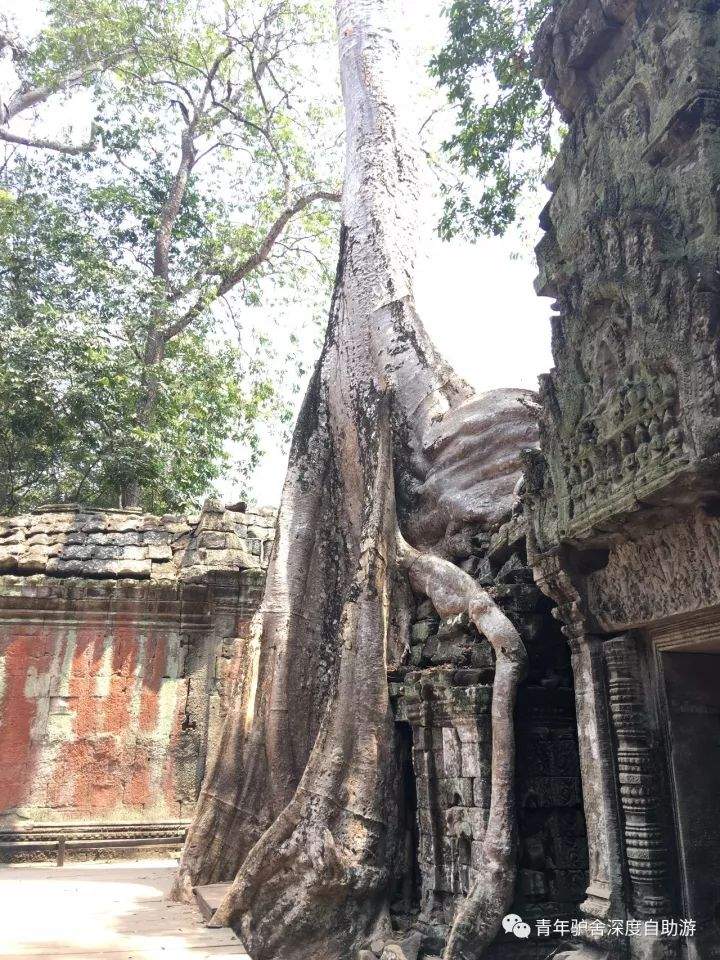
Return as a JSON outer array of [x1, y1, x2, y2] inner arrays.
[[431, 0, 556, 239], [0, 0, 561, 514], [0, 0, 341, 513]]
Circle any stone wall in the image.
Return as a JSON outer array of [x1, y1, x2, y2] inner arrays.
[[523, 0, 720, 956], [0, 500, 274, 858], [527, 0, 720, 554], [390, 518, 588, 958]]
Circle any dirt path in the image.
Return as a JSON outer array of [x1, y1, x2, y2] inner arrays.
[[0, 858, 249, 960]]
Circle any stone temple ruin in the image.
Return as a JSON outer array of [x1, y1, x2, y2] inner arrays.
[[0, 500, 274, 858], [2, 0, 720, 957], [521, 0, 720, 956], [389, 491, 589, 957]]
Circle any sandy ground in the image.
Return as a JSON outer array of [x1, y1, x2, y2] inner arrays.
[[0, 858, 250, 960]]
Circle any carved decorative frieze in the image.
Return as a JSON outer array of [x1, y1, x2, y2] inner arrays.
[[587, 509, 720, 631], [525, 0, 720, 552], [561, 365, 688, 522]]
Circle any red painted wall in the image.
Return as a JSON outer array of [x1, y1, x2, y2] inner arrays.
[[1, 608, 183, 823], [0, 573, 263, 828]]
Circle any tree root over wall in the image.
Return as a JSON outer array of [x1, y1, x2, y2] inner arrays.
[[172, 2, 535, 958]]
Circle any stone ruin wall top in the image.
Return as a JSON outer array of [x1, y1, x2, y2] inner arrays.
[[0, 499, 277, 583]]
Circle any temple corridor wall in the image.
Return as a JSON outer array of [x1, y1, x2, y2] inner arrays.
[[0, 501, 273, 857], [523, 0, 720, 954]]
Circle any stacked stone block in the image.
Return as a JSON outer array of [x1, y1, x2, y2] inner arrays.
[[391, 521, 588, 956]]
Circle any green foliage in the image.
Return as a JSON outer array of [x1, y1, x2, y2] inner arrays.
[[0, 0, 341, 512], [0, 166, 285, 513], [431, 0, 557, 238]]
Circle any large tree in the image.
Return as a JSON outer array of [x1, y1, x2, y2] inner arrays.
[[174, 1, 536, 958], [0, 0, 340, 511]]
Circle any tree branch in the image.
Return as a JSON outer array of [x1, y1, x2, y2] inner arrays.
[[0, 125, 97, 155], [152, 43, 236, 284], [139, 10, 337, 397], [161, 189, 340, 341], [1, 51, 128, 125], [0, 50, 129, 155], [0, 20, 27, 63], [153, 128, 196, 282], [216, 190, 339, 298]]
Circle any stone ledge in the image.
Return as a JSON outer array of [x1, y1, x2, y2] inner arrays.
[[0, 498, 277, 583], [0, 820, 191, 864]]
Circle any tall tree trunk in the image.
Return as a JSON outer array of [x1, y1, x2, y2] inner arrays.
[[121, 128, 195, 509], [173, 2, 533, 957], [120, 329, 166, 509]]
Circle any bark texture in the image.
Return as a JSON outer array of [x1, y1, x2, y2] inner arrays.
[[173, 2, 535, 957]]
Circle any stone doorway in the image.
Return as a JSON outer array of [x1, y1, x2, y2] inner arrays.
[[394, 720, 422, 914], [660, 640, 720, 959]]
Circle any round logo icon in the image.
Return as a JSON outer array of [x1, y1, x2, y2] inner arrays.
[[502, 913, 530, 938]]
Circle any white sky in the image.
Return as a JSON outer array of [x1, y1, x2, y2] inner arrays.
[[1, 0, 554, 508]]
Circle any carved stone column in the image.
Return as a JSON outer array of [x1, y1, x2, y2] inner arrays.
[[604, 636, 674, 919], [533, 555, 626, 924], [570, 631, 627, 923]]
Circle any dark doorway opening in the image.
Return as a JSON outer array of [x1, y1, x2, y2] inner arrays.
[[512, 594, 590, 936], [662, 648, 720, 959], [395, 720, 421, 913]]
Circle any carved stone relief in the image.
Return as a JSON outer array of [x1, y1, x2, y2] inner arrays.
[[604, 637, 675, 921], [524, 1, 720, 957]]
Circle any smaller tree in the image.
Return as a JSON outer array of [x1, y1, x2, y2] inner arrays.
[[431, 0, 556, 239], [0, 0, 341, 512]]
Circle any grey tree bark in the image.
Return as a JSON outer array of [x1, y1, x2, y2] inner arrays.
[[173, 2, 533, 957]]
